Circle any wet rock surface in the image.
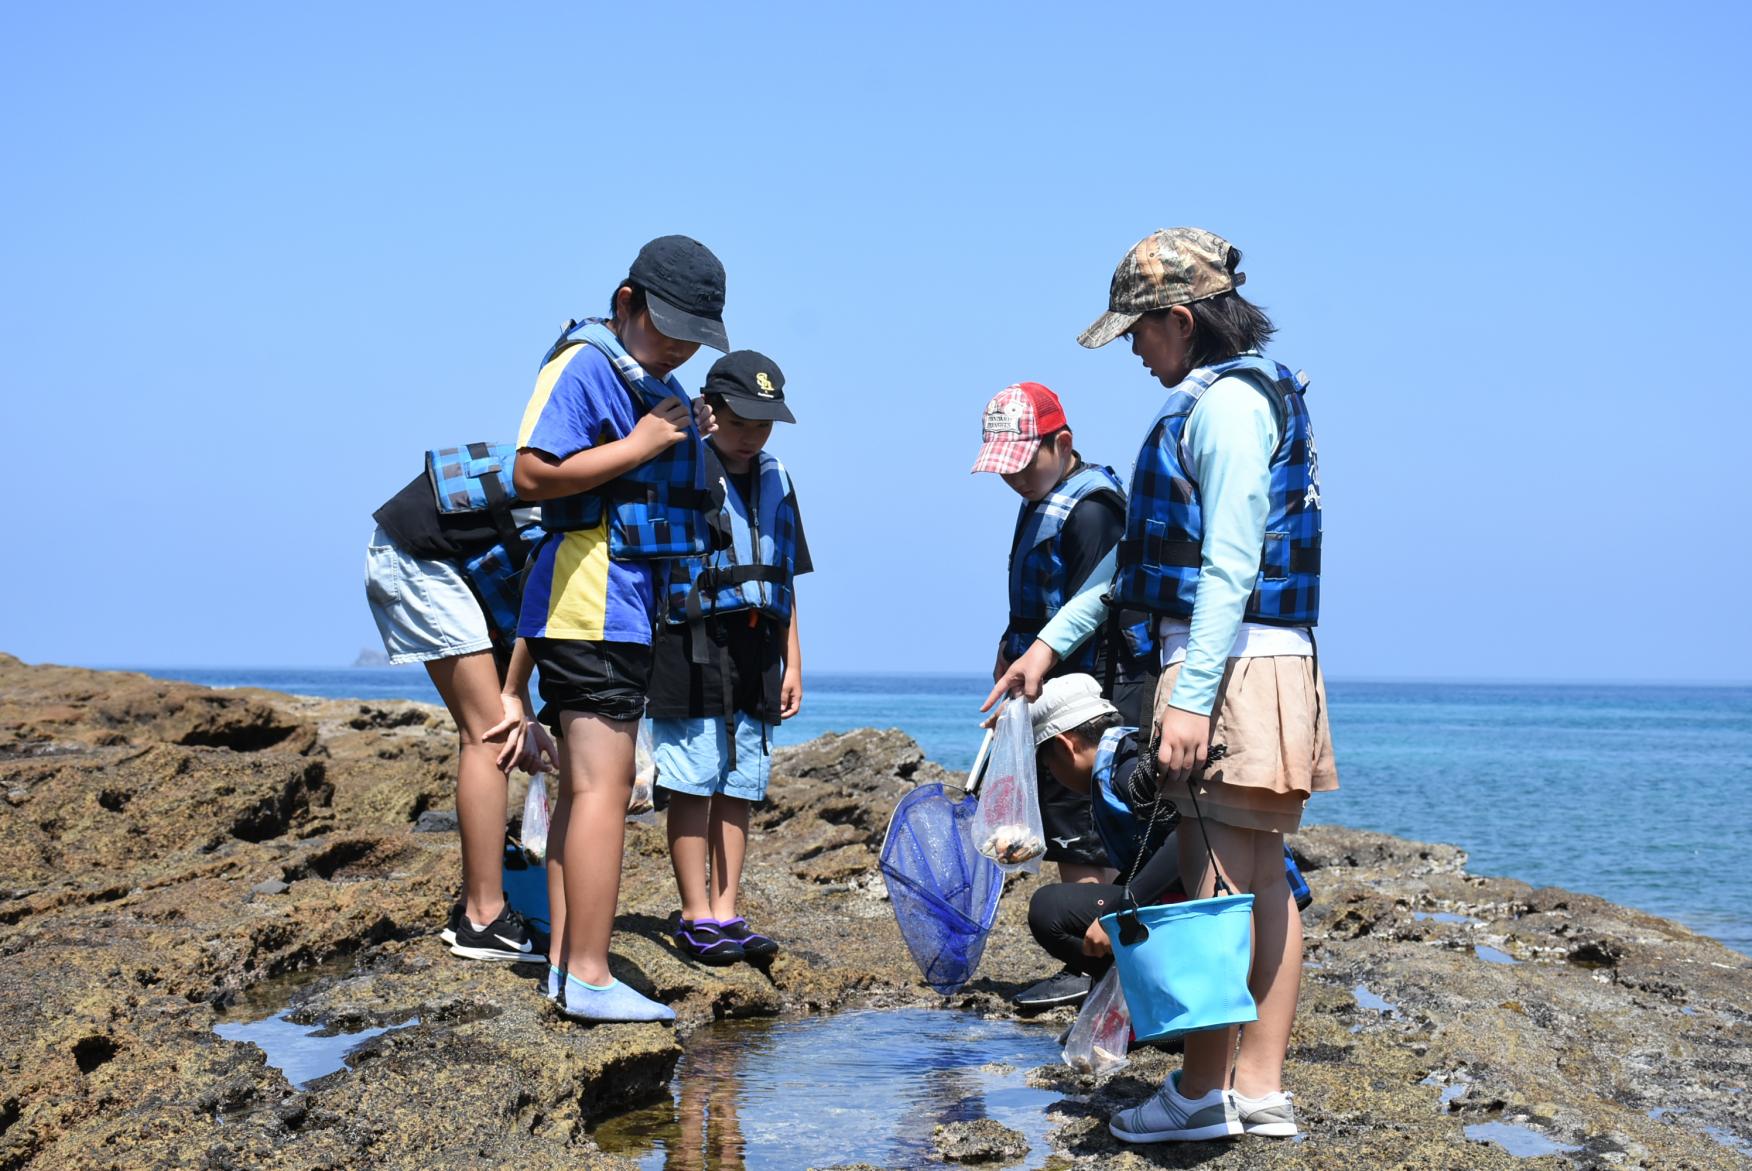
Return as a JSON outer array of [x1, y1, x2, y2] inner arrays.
[[932, 1118, 1029, 1163], [1, 653, 1748, 1169]]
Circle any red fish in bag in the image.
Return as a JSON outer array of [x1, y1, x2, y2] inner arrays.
[[971, 696, 1046, 871]]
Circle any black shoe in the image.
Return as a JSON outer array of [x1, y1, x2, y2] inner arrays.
[[439, 902, 462, 946], [672, 918, 744, 966], [1013, 968, 1092, 1010], [450, 902, 543, 962], [715, 916, 779, 961]]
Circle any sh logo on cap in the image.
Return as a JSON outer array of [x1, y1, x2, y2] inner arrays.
[[755, 371, 776, 398]]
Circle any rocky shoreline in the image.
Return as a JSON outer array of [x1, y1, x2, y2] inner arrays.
[[0, 654, 1747, 1170]]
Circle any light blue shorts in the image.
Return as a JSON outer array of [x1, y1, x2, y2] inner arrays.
[[363, 524, 494, 665], [651, 713, 773, 801]]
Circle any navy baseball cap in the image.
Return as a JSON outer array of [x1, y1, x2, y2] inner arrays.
[[627, 235, 729, 352], [703, 350, 795, 423]]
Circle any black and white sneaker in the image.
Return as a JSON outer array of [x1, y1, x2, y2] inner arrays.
[[1013, 968, 1093, 1010], [439, 902, 462, 947], [450, 904, 544, 962]]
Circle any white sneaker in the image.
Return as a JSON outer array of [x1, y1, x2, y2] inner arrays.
[[1234, 1088, 1298, 1137], [1109, 1071, 1242, 1144]]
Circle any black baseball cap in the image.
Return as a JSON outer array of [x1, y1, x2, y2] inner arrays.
[[702, 350, 795, 423], [627, 235, 729, 352]]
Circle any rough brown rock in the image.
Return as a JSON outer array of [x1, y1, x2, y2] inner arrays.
[[0, 655, 1747, 1170]]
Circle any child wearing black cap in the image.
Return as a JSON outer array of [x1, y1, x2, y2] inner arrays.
[[490, 235, 727, 1022], [645, 350, 811, 965]]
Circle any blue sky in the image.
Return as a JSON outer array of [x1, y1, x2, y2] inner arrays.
[[2, 3, 1746, 681]]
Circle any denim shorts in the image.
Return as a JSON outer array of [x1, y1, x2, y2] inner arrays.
[[650, 713, 772, 801], [363, 525, 493, 665]]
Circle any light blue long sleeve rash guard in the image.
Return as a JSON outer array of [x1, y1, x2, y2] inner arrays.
[[1036, 375, 1281, 715]]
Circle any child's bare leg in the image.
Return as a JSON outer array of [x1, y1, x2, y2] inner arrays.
[[1233, 830, 1300, 1099], [1175, 815, 1261, 1098], [707, 796, 751, 922], [424, 651, 509, 926], [666, 792, 714, 922], [545, 781, 569, 971], [556, 710, 636, 986]]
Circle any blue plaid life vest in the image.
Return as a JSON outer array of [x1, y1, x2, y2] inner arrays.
[[1003, 464, 1126, 673], [665, 448, 797, 625], [1110, 354, 1322, 626], [423, 442, 545, 645], [1090, 726, 1165, 871], [533, 320, 712, 561]]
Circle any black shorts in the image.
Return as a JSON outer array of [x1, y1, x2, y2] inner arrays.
[[529, 638, 653, 731]]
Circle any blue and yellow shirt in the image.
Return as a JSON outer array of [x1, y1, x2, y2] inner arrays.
[[515, 344, 657, 644]]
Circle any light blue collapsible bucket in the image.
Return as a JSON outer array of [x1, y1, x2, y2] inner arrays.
[[1099, 893, 1258, 1042]]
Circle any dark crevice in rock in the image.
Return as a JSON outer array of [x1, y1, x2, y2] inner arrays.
[[96, 788, 131, 812], [73, 1035, 117, 1073], [0, 1097, 18, 1137]]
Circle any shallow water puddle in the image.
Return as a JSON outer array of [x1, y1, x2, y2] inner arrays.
[[213, 1012, 417, 1089], [1464, 1121, 1582, 1157], [1413, 911, 1481, 925], [1352, 984, 1398, 1014], [593, 1009, 1064, 1170], [1474, 944, 1519, 965]]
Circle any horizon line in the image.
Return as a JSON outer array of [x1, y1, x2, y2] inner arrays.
[[62, 659, 1752, 691]]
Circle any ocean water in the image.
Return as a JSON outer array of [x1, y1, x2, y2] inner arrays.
[[135, 666, 1752, 956]]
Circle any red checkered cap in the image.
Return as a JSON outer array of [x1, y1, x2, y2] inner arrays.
[[971, 382, 1068, 475]]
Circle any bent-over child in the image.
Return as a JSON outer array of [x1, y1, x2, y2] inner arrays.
[[494, 235, 728, 1022]]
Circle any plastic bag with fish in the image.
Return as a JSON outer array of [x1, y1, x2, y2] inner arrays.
[[1061, 966, 1131, 1074], [628, 719, 656, 815], [521, 772, 551, 862], [970, 695, 1046, 871]]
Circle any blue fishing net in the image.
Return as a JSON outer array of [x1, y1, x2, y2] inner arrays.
[[880, 782, 1005, 995]]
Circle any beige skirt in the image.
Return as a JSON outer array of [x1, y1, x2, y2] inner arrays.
[[1151, 656, 1339, 835]]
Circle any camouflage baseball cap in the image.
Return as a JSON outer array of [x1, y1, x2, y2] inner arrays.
[[1077, 228, 1245, 349]]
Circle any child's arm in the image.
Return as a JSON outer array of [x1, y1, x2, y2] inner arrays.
[[513, 396, 694, 501], [487, 639, 556, 772], [780, 599, 803, 719]]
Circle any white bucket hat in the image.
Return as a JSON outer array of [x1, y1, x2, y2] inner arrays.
[[1030, 674, 1118, 745]]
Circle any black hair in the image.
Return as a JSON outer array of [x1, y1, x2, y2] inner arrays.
[[1036, 707, 1124, 772], [1183, 290, 1277, 368], [1065, 709, 1124, 748], [607, 282, 649, 319], [1034, 428, 1082, 470]]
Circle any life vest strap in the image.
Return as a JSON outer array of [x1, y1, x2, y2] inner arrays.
[[1120, 535, 1321, 575]]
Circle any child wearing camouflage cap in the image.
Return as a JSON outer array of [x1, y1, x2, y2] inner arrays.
[[992, 229, 1337, 1143]]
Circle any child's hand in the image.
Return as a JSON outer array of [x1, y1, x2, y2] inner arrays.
[[485, 693, 529, 772], [517, 719, 559, 775], [780, 667, 803, 719], [1082, 918, 1111, 958], [632, 396, 694, 457], [692, 397, 717, 437], [981, 639, 1058, 713], [1155, 705, 1211, 786]]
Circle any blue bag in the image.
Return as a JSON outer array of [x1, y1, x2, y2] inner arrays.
[[879, 732, 1005, 995], [1099, 737, 1259, 1042]]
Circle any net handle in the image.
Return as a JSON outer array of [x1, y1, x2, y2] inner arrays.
[[962, 727, 995, 797]]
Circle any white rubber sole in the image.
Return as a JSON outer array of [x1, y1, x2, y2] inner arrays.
[[1243, 1121, 1300, 1137], [1109, 1120, 1241, 1144], [448, 943, 538, 962]]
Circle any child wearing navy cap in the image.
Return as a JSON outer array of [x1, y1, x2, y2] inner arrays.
[[646, 349, 811, 965]]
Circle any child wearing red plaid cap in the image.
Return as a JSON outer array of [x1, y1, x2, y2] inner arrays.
[[972, 381, 1158, 1010]]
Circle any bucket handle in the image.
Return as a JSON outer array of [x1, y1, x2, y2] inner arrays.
[[1116, 724, 1233, 944]]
